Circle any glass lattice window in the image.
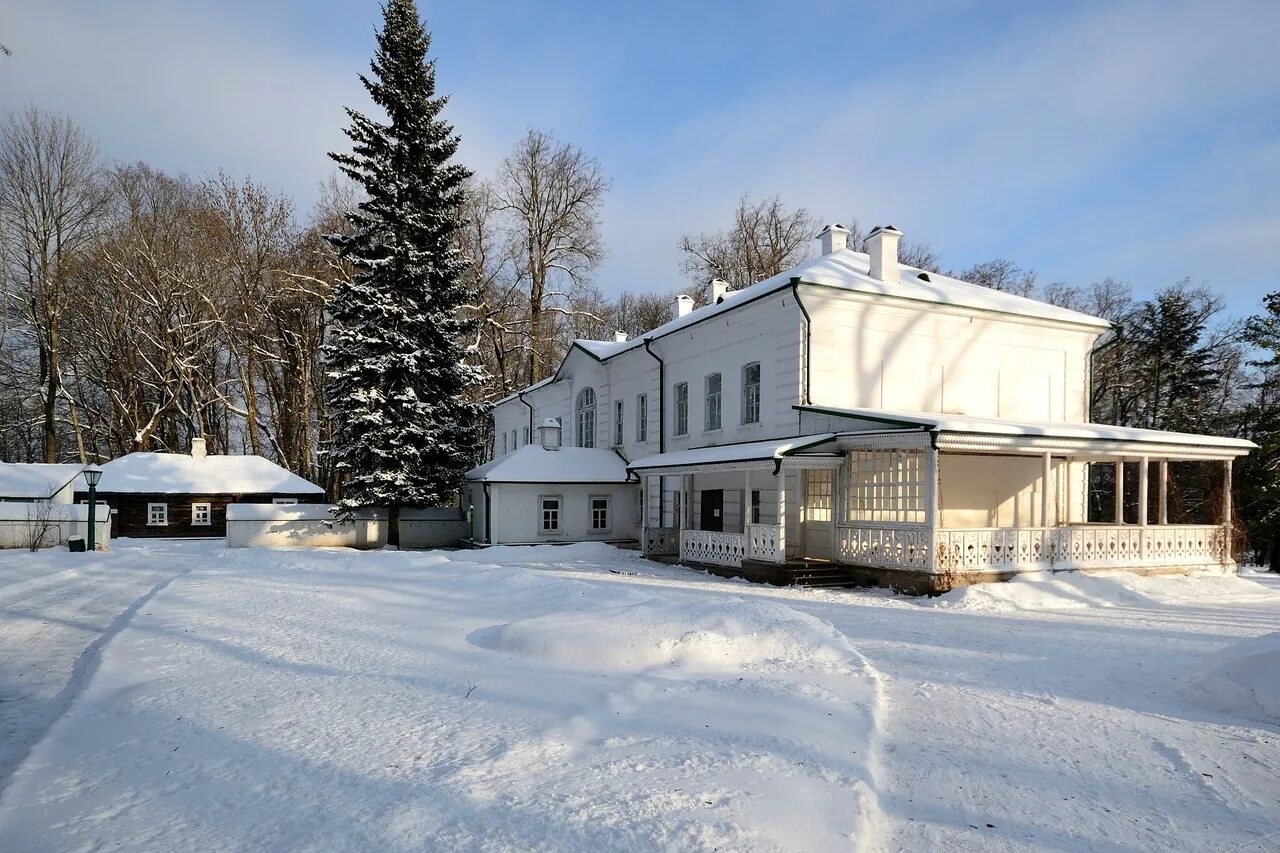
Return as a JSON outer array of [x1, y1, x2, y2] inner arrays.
[[674, 383, 689, 435], [576, 388, 596, 448], [844, 449, 926, 524], [742, 362, 760, 424], [591, 496, 610, 531], [705, 373, 722, 431], [806, 469, 833, 522], [540, 496, 561, 533], [637, 394, 648, 442]]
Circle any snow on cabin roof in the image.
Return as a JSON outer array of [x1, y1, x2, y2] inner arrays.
[[799, 405, 1257, 453], [91, 453, 325, 495], [0, 463, 87, 499], [628, 434, 838, 472], [465, 445, 632, 484]]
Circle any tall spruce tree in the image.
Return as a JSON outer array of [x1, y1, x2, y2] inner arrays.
[[324, 0, 484, 542], [1128, 288, 1218, 433]]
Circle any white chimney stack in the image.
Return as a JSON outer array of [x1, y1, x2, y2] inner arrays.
[[867, 225, 903, 284], [191, 437, 208, 461], [818, 223, 852, 255], [614, 330, 628, 342], [671, 294, 694, 320], [706, 278, 730, 304]]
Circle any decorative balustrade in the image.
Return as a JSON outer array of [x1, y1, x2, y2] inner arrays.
[[643, 527, 679, 557], [841, 523, 1228, 573], [746, 524, 784, 563], [680, 529, 748, 568]]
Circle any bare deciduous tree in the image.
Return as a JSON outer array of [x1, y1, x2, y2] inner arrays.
[[679, 194, 817, 292]]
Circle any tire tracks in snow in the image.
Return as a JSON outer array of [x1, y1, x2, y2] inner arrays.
[[0, 562, 194, 802]]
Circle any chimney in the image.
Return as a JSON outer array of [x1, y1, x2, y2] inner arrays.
[[614, 330, 628, 342], [867, 225, 903, 284], [817, 223, 852, 255], [537, 417, 562, 450], [671, 294, 694, 320], [191, 437, 208, 461], [706, 278, 730, 304]]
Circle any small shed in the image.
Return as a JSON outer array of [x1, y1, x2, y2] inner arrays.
[[465, 421, 639, 546], [76, 439, 325, 538]]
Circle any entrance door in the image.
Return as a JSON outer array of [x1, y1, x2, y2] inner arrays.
[[802, 469, 834, 560], [700, 489, 724, 532]]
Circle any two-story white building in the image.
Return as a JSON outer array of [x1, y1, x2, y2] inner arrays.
[[465, 224, 1254, 592]]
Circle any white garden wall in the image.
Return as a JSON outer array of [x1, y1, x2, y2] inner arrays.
[[226, 505, 387, 549], [0, 502, 111, 550]]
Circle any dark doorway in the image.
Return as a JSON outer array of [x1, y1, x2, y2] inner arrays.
[[701, 489, 723, 532]]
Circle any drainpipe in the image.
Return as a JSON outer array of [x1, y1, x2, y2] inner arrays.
[[516, 388, 534, 437], [643, 337, 666, 525], [482, 482, 492, 544], [790, 277, 812, 405]]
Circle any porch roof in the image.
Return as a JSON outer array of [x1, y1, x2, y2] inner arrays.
[[799, 405, 1257, 460], [629, 434, 838, 474]]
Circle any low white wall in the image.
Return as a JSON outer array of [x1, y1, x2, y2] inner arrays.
[[0, 501, 112, 550], [399, 506, 468, 549], [226, 504, 387, 549]]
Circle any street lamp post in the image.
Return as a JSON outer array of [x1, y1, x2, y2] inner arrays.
[[83, 466, 102, 552]]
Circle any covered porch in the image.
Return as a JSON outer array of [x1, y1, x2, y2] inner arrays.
[[631, 412, 1255, 593]]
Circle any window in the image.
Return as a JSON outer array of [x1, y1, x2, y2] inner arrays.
[[742, 362, 761, 424], [636, 394, 648, 442], [671, 491, 683, 528], [503, 432, 509, 455], [614, 400, 624, 447], [576, 388, 596, 448], [674, 382, 689, 436], [522, 426, 530, 445], [844, 450, 926, 524], [513, 429, 518, 449], [192, 502, 211, 526], [591, 496, 610, 531], [806, 469, 833, 522], [273, 498, 298, 505], [705, 373, 722, 431], [539, 496, 562, 533], [750, 489, 762, 525], [147, 502, 168, 526]]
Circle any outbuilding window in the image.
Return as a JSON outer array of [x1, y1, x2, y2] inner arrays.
[[590, 496, 610, 531], [192, 502, 211, 526], [674, 383, 689, 436], [705, 373, 722, 431], [742, 362, 761, 424], [539, 496, 562, 533], [576, 388, 596, 448], [147, 503, 168, 526]]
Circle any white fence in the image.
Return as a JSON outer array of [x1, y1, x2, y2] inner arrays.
[[679, 529, 748, 568], [0, 502, 111, 550]]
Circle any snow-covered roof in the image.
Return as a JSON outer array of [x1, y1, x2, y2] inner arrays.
[[629, 434, 838, 472], [466, 445, 633, 484], [802, 405, 1257, 455], [91, 453, 325, 495], [492, 377, 555, 407], [0, 463, 87, 499]]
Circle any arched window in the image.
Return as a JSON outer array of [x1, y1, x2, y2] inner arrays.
[[576, 387, 596, 448]]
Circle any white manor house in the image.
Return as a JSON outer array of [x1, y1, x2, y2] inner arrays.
[[466, 224, 1254, 592]]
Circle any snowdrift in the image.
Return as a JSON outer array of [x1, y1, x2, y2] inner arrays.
[[1182, 631, 1280, 722], [921, 570, 1278, 612]]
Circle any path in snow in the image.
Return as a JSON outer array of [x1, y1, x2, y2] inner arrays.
[[0, 541, 192, 797], [0, 542, 1277, 851]]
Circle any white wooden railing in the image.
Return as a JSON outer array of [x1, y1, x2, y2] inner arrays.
[[843, 523, 1227, 574], [679, 529, 748, 568], [747, 524, 784, 563], [643, 527, 680, 557]]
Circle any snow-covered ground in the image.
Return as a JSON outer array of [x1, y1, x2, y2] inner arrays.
[[0, 541, 1277, 851]]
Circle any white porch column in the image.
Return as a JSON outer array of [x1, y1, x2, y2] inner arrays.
[[776, 470, 787, 557], [1040, 452, 1052, 528], [1138, 457, 1149, 527], [1158, 460, 1169, 525], [744, 469, 752, 530], [683, 474, 693, 530], [1114, 461, 1125, 524], [1223, 459, 1233, 566], [925, 446, 939, 530]]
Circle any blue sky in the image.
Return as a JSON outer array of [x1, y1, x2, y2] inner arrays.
[[2, 0, 1277, 317]]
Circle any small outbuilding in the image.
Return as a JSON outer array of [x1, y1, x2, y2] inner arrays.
[[0, 462, 88, 504], [464, 419, 639, 546], [76, 439, 325, 538]]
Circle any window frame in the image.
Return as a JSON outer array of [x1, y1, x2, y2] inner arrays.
[[502, 432, 509, 455], [147, 502, 168, 526], [522, 426, 530, 445], [575, 388, 597, 448], [674, 382, 689, 436], [844, 449, 926, 525], [741, 362, 761, 425], [705, 373, 722, 431], [613, 399, 624, 447], [191, 502, 212, 526], [272, 497, 298, 506], [636, 393, 648, 443], [590, 495, 611, 532], [538, 495, 563, 534], [750, 489, 762, 525]]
